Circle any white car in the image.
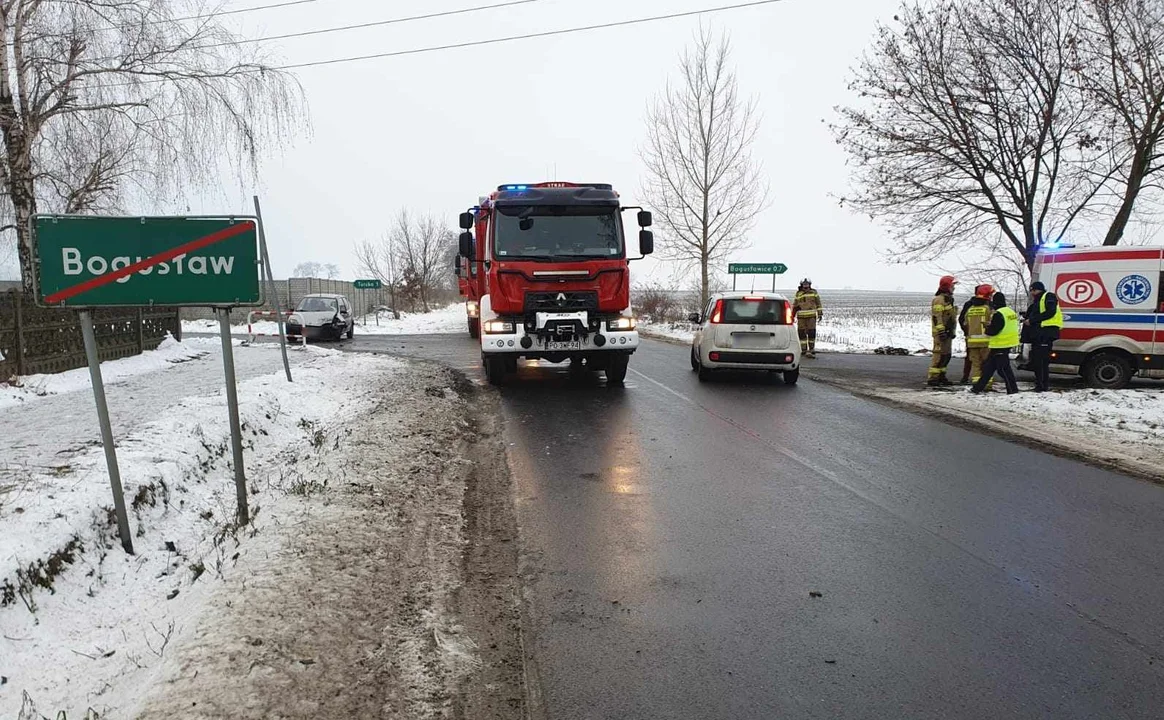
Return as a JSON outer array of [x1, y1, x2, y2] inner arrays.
[[688, 292, 801, 384], [287, 293, 355, 341]]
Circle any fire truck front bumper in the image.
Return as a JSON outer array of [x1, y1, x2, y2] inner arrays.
[[479, 314, 639, 357]]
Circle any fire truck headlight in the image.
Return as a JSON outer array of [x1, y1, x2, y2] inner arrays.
[[484, 320, 515, 334], [607, 317, 636, 332]]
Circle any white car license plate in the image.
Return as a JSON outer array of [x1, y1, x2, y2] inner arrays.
[[546, 340, 582, 351]]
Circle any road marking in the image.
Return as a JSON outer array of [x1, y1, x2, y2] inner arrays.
[[44, 221, 256, 303]]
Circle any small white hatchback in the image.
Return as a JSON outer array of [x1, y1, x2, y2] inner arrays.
[[688, 292, 801, 384]]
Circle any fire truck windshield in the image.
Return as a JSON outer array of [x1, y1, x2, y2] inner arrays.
[[493, 205, 623, 260]]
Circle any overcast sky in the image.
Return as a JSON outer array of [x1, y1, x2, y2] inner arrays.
[[7, 0, 952, 291]]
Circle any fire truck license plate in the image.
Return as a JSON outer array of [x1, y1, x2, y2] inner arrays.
[[546, 341, 583, 351]]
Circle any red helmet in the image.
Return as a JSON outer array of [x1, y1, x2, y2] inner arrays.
[[975, 283, 994, 298], [939, 275, 957, 292]]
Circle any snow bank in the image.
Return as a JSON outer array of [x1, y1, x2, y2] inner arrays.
[[0, 342, 401, 718], [353, 303, 466, 335], [0, 335, 211, 410], [879, 386, 1164, 481], [640, 317, 964, 355], [181, 303, 468, 338]]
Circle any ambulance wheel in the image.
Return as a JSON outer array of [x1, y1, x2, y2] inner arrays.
[[1083, 352, 1132, 390], [484, 356, 507, 386]]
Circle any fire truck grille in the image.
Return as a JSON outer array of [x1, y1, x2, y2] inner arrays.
[[524, 291, 599, 314]]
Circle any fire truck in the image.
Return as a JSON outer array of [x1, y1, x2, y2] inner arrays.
[[1027, 244, 1164, 388], [457, 182, 654, 385], [454, 228, 483, 338]]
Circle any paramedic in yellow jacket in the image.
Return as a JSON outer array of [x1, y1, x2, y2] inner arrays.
[[794, 279, 823, 358], [928, 275, 958, 386]]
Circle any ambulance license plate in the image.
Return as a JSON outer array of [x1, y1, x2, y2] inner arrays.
[[546, 341, 582, 351]]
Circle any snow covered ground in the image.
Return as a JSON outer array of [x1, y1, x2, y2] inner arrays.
[[180, 303, 467, 338], [0, 336, 209, 410], [0, 338, 418, 718], [877, 386, 1164, 481]]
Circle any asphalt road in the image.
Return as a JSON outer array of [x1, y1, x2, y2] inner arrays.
[[348, 334, 1164, 719]]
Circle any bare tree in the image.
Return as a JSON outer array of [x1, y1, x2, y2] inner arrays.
[[293, 261, 323, 278], [835, 0, 1116, 271], [354, 234, 400, 318], [0, 0, 306, 291], [1075, 0, 1164, 246], [640, 28, 769, 309], [354, 210, 455, 312]]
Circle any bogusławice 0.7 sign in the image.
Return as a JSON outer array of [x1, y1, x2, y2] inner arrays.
[[34, 215, 262, 307]]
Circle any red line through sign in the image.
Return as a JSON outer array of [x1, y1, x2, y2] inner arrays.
[[44, 221, 256, 304]]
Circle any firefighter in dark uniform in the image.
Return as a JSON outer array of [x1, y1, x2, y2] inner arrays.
[[971, 291, 1020, 394], [1024, 281, 1063, 392]]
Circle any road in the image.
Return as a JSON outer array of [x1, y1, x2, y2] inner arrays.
[[346, 334, 1164, 719]]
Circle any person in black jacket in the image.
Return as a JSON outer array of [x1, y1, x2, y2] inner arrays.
[[971, 292, 1020, 395], [1025, 281, 1063, 392]]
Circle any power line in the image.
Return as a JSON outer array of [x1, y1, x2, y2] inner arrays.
[[37, 0, 325, 41], [96, 0, 788, 87], [85, 0, 546, 60], [275, 0, 788, 70]]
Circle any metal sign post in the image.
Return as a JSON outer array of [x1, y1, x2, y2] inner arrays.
[[78, 311, 134, 554], [354, 279, 382, 327], [217, 308, 250, 526], [253, 196, 292, 383]]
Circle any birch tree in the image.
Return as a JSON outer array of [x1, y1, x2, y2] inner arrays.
[[0, 0, 305, 290]]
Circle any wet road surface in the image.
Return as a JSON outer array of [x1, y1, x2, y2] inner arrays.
[[348, 334, 1164, 719]]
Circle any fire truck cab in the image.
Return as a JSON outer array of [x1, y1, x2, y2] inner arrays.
[[1029, 244, 1164, 388], [458, 182, 654, 385]]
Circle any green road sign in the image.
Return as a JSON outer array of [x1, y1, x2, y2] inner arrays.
[[35, 215, 261, 307], [353, 279, 382, 290], [728, 263, 788, 275]]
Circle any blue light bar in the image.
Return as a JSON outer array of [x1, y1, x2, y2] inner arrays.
[[502, 184, 528, 191]]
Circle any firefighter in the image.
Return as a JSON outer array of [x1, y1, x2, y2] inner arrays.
[[1024, 280, 1063, 392], [971, 291, 1020, 395], [794, 278, 823, 358], [927, 275, 958, 386], [960, 284, 994, 387]]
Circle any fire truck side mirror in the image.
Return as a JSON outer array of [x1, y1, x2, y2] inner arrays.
[[637, 210, 653, 228], [639, 230, 654, 256], [459, 212, 474, 230], [459, 232, 474, 258]]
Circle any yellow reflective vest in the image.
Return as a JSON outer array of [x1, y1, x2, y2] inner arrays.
[[1040, 293, 1064, 329], [989, 307, 1020, 349]]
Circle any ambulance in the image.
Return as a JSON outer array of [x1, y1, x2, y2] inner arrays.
[[1027, 244, 1164, 388]]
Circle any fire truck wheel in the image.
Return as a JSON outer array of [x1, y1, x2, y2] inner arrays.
[[1084, 352, 1132, 389], [605, 355, 629, 385], [468, 318, 480, 339], [484, 356, 507, 386]]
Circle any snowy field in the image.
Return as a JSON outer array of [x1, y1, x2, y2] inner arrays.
[[0, 337, 423, 717], [640, 289, 966, 354], [181, 303, 467, 338]]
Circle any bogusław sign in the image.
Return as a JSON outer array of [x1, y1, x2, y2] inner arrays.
[[34, 215, 262, 307]]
